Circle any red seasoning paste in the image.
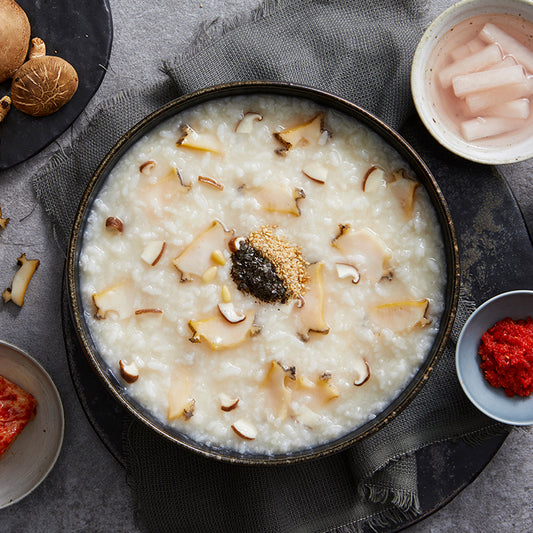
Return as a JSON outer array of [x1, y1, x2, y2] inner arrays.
[[478, 317, 533, 397]]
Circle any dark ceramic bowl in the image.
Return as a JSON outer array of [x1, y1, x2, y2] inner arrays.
[[67, 81, 460, 465]]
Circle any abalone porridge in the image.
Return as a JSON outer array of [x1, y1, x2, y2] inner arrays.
[[79, 94, 446, 454]]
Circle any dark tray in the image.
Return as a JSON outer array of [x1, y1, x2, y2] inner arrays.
[[61, 116, 533, 531], [0, 0, 113, 170]]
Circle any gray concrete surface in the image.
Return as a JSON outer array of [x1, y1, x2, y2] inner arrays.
[[0, 1, 532, 531]]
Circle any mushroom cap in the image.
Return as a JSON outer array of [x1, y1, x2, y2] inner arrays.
[[11, 56, 79, 116], [0, 0, 31, 83]]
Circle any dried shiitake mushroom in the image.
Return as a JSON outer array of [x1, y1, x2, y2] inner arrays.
[[11, 37, 79, 117], [2, 253, 40, 307], [0, 0, 30, 83]]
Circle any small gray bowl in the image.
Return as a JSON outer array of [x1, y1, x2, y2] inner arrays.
[[456, 290, 533, 425]]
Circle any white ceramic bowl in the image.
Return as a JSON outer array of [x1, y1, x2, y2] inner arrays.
[[456, 290, 533, 425], [0, 341, 64, 508], [411, 0, 533, 164]]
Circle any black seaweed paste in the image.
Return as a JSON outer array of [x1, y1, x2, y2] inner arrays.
[[230, 226, 308, 304]]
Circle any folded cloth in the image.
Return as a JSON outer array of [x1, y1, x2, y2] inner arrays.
[[34, 1, 512, 531]]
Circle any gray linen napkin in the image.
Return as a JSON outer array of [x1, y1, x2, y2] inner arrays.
[[34, 1, 511, 531]]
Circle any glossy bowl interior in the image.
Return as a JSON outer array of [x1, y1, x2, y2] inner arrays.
[[411, 0, 533, 164], [67, 81, 460, 464], [456, 290, 533, 425]]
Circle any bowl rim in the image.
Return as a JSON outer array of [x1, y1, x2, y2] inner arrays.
[[67, 80, 460, 465], [456, 289, 533, 425], [411, 0, 533, 165]]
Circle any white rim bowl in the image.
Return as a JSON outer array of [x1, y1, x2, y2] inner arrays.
[[411, 0, 533, 164], [456, 290, 533, 425]]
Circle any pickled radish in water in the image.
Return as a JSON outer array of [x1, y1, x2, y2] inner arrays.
[[428, 13, 533, 144], [485, 98, 530, 119], [488, 55, 518, 69], [439, 44, 502, 88], [465, 79, 533, 114], [479, 23, 533, 73], [450, 38, 485, 61], [460, 116, 526, 141], [452, 64, 526, 97]]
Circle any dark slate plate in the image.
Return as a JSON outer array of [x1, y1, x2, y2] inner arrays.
[[0, 0, 113, 170], [61, 115, 533, 530]]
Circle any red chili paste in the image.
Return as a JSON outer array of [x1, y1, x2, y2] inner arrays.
[[478, 316, 533, 397]]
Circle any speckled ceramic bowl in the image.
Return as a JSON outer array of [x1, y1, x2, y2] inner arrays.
[[411, 0, 533, 164], [67, 81, 460, 464], [456, 290, 533, 425], [0, 340, 64, 508]]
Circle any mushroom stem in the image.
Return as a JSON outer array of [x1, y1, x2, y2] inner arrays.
[[29, 37, 46, 59], [0, 96, 11, 123]]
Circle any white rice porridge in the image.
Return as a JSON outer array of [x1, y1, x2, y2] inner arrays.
[[79, 94, 446, 454]]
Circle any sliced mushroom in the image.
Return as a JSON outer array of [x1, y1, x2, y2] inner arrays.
[[353, 358, 370, 386], [335, 263, 360, 284], [198, 175, 224, 191], [0, 0, 30, 83], [0, 96, 11, 123], [362, 165, 387, 193], [167, 370, 192, 420], [139, 160, 157, 175], [11, 37, 79, 116], [176, 124, 222, 154], [92, 282, 134, 320], [134, 308, 163, 316], [119, 360, 139, 383], [274, 113, 325, 154], [218, 302, 246, 324], [141, 240, 166, 266], [368, 299, 431, 332], [302, 161, 328, 184], [105, 216, 123, 234], [332, 225, 392, 284], [188, 311, 256, 350], [219, 393, 240, 412], [254, 184, 305, 216], [0, 205, 9, 229], [231, 419, 257, 440], [228, 236, 245, 253], [296, 261, 329, 341], [134, 308, 164, 326], [2, 254, 39, 307], [173, 220, 234, 281], [235, 111, 263, 134]]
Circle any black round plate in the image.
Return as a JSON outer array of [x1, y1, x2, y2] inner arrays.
[[60, 279, 506, 531], [61, 109, 533, 530], [0, 0, 113, 170]]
